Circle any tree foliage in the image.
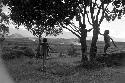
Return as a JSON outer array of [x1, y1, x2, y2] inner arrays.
[[3, 0, 125, 61], [2, 0, 80, 37], [105, 0, 125, 21], [3, 0, 125, 38], [0, 3, 9, 37]]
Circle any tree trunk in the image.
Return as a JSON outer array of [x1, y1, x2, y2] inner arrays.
[[90, 27, 99, 61], [80, 27, 88, 62]]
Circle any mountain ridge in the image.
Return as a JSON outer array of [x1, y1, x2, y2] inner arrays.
[[8, 28, 125, 42], [7, 33, 24, 38]]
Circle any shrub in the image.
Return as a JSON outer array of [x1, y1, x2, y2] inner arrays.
[[12, 49, 24, 58], [96, 53, 125, 67], [12, 46, 35, 58], [23, 47, 35, 58], [67, 44, 77, 57], [2, 46, 38, 60], [2, 47, 12, 52], [82, 61, 104, 69], [1, 52, 15, 61], [1, 46, 24, 60]]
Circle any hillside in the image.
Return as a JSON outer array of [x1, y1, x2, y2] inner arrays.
[[9, 28, 34, 37], [7, 33, 24, 38], [9, 28, 125, 42]]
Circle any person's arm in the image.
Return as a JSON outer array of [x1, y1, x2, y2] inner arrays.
[[98, 28, 103, 35], [110, 37, 118, 48], [98, 30, 104, 36], [87, 28, 93, 32]]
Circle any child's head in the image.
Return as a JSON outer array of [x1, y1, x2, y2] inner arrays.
[[43, 38, 47, 42], [104, 30, 109, 35]]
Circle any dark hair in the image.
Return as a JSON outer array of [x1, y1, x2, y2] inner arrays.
[[104, 30, 109, 34], [43, 38, 47, 42]]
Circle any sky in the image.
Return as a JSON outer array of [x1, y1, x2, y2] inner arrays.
[[98, 18, 125, 38], [71, 16, 125, 39], [2, 5, 125, 40]]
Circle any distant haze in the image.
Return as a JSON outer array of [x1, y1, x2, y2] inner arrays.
[[9, 28, 34, 37], [8, 28, 125, 42]]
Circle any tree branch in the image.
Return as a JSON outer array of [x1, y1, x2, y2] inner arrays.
[[99, 11, 105, 26], [69, 24, 81, 35], [99, 3, 110, 25], [86, 12, 93, 25], [78, 5, 84, 18], [96, 2, 104, 21], [70, 20, 80, 29], [59, 22, 80, 38], [78, 5, 87, 25], [70, 22, 80, 31], [90, 1, 95, 24], [93, 0, 98, 8]]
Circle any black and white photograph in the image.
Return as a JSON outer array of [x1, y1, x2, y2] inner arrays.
[[1, 0, 125, 83]]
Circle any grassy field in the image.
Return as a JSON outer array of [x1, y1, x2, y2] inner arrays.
[[3, 56, 125, 83], [3, 38, 125, 54], [2, 38, 125, 83]]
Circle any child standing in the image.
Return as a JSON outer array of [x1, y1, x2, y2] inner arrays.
[[100, 30, 117, 54], [40, 38, 50, 72], [103, 30, 111, 53]]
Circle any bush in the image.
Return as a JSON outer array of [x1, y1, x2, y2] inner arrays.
[[1, 46, 36, 60], [12, 46, 35, 58], [2, 47, 12, 52], [82, 61, 104, 69], [1, 52, 15, 61], [67, 44, 77, 57], [12, 49, 24, 58], [1, 47, 14, 60], [23, 47, 35, 58], [96, 53, 125, 67], [2, 46, 25, 60]]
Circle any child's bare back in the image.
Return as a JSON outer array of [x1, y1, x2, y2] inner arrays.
[[40, 38, 49, 58]]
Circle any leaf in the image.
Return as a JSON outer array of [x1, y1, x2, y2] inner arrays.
[[101, 0, 112, 4], [113, 0, 121, 8]]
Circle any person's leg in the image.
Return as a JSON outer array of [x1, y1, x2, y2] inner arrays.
[[42, 53, 45, 71], [43, 51, 47, 73], [104, 44, 107, 53], [104, 44, 110, 54]]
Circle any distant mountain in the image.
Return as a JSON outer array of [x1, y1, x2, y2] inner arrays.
[[47, 31, 77, 39], [9, 28, 34, 37], [8, 28, 125, 42], [9, 28, 77, 38], [7, 33, 24, 38]]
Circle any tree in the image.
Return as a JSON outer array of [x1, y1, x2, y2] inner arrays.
[[85, 0, 112, 61], [0, 2, 9, 55], [59, 0, 125, 61], [58, 0, 92, 62], [0, 0, 102, 62], [3, 0, 125, 62], [2, 0, 79, 58], [68, 0, 125, 61], [0, 3, 9, 42], [85, 0, 125, 61], [58, 0, 111, 61]]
